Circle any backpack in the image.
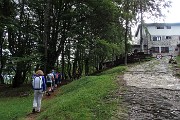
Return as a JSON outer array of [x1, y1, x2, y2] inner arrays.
[[55, 73, 59, 79], [47, 73, 53, 82], [32, 76, 43, 90], [47, 74, 51, 81]]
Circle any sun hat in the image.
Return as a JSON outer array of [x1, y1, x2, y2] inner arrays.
[[35, 70, 44, 76]]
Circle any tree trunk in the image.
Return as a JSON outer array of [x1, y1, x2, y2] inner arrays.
[[85, 57, 89, 76], [67, 41, 72, 80], [0, 30, 4, 84], [67, 60, 72, 80], [124, 19, 129, 66], [72, 50, 79, 79], [43, 0, 51, 75], [124, 0, 129, 66], [61, 44, 65, 81], [12, 63, 24, 87], [77, 50, 83, 78], [0, 75, 4, 84]]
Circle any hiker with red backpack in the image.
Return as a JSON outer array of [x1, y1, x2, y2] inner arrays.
[[55, 71, 62, 87], [32, 70, 46, 113]]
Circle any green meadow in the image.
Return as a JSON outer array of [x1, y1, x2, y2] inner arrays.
[[0, 66, 127, 120]]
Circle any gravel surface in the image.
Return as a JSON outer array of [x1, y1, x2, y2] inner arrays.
[[122, 57, 180, 120]]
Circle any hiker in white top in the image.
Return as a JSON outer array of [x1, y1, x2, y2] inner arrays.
[[46, 71, 55, 96], [32, 70, 46, 113], [51, 69, 56, 90]]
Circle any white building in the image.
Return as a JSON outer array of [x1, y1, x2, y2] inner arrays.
[[134, 23, 180, 57]]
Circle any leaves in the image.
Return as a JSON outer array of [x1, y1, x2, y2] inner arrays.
[[1, 0, 171, 85]]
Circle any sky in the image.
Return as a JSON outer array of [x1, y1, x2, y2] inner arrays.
[[145, 0, 180, 23], [164, 0, 180, 23], [132, 0, 180, 37]]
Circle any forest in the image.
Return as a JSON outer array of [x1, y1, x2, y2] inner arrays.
[[0, 0, 171, 87]]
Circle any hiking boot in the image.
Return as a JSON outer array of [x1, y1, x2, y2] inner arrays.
[[36, 110, 40, 113], [32, 108, 36, 113], [46, 92, 51, 96]]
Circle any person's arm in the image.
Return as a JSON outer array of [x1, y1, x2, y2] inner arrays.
[[42, 76, 46, 91], [32, 78, 34, 89], [52, 74, 55, 81]]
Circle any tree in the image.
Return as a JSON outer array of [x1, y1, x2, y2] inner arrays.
[[1, 0, 171, 86], [43, 0, 51, 75]]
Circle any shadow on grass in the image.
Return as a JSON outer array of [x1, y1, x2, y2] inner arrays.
[[0, 84, 32, 98]]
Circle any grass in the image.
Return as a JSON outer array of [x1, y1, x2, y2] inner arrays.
[[0, 65, 127, 120], [174, 55, 180, 78], [0, 84, 33, 120], [176, 55, 180, 67], [0, 97, 32, 120]]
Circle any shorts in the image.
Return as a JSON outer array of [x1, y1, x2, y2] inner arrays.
[[55, 79, 58, 84]]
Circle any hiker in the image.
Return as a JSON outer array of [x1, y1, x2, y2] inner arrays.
[[55, 71, 62, 87], [32, 70, 46, 113], [46, 70, 55, 95], [51, 69, 56, 90], [169, 55, 177, 64], [156, 54, 162, 59]]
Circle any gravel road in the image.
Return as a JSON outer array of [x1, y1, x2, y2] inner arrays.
[[122, 56, 180, 120]]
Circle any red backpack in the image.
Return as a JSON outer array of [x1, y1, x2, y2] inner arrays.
[[55, 73, 59, 79]]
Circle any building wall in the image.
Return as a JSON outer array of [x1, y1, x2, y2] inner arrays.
[[147, 26, 180, 36], [135, 24, 180, 57], [148, 35, 180, 57]]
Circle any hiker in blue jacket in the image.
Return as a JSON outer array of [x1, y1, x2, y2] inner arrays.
[[32, 70, 46, 113]]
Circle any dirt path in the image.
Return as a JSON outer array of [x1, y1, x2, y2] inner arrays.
[[121, 57, 180, 120], [25, 88, 60, 120]]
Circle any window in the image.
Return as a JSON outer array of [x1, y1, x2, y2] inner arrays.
[[153, 36, 161, 41], [166, 36, 172, 39], [166, 26, 171, 29], [157, 26, 164, 29], [161, 47, 169, 53], [151, 47, 159, 53], [153, 37, 157, 41]]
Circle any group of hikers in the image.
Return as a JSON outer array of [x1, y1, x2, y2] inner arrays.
[[46, 69, 62, 96], [31, 69, 62, 113], [156, 54, 177, 64]]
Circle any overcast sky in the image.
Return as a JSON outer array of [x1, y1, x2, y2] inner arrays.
[[164, 0, 180, 23], [132, 0, 180, 35], [132, 0, 180, 36], [145, 0, 180, 23]]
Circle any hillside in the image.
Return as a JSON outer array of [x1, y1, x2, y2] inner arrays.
[[0, 66, 127, 120]]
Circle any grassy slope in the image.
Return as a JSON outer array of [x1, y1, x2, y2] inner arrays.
[[0, 66, 127, 120]]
